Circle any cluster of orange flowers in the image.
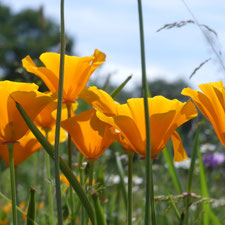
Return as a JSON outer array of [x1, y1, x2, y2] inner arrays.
[[0, 49, 224, 168]]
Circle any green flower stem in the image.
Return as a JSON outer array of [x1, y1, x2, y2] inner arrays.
[[54, 0, 65, 223], [79, 153, 85, 225], [44, 129, 54, 225], [128, 152, 134, 225], [137, 0, 156, 224], [87, 159, 95, 188], [87, 159, 107, 225], [85, 159, 96, 225], [66, 103, 76, 224], [92, 192, 107, 225], [8, 143, 18, 225]]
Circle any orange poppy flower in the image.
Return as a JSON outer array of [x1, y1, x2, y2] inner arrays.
[[61, 109, 114, 159], [182, 81, 225, 147], [0, 131, 41, 166], [0, 81, 51, 144], [22, 49, 106, 103], [80, 87, 198, 161], [35, 93, 78, 129], [0, 126, 67, 167]]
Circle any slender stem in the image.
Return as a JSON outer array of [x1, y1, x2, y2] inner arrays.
[[8, 143, 17, 225], [44, 130, 54, 225], [54, 0, 65, 223], [169, 195, 181, 220], [79, 153, 85, 225], [66, 103, 75, 224], [88, 159, 95, 188], [85, 159, 95, 225], [137, 0, 156, 224], [185, 125, 200, 225], [115, 152, 127, 210], [128, 152, 134, 225]]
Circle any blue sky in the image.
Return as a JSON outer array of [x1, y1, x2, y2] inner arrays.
[[2, 0, 225, 91]]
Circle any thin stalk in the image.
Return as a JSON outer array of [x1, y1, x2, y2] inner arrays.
[[92, 193, 107, 225], [115, 152, 127, 210], [185, 125, 201, 225], [79, 153, 85, 225], [128, 152, 134, 225], [44, 129, 54, 225], [8, 143, 18, 225], [86, 159, 95, 225], [54, 0, 65, 223], [88, 159, 95, 188], [169, 195, 181, 220], [66, 103, 75, 223], [137, 0, 156, 224]]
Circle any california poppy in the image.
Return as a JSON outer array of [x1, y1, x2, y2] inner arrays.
[[0, 81, 51, 144], [0, 131, 41, 166], [0, 126, 67, 167], [22, 49, 106, 103], [61, 109, 114, 159], [80, 87, 198, 161], [182, 81, 225, 147], [34, 92, 78, 130]]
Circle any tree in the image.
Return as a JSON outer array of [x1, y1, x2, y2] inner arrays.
[[0, 3, 74, 86]]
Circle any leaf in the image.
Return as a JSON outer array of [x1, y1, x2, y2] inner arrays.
[[163, 147, 183, 194]]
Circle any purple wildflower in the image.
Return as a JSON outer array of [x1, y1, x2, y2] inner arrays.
[[203, 152, 225, 168]]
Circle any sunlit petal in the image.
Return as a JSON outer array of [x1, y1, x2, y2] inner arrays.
[[61, 109, 113, 159]]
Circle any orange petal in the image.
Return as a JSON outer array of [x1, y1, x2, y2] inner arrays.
[[40, 50, 106, 102], [150, 110, 177, 156], [0, 131, 41, 166], [96, 110, 143, 154], [182, 86, 225, 146], [22, 55, 58, 93], [79, 86, 118, 116], [171, 131, 188, 162], [0, 81, 51, 143], [61, 109, 113, 159]]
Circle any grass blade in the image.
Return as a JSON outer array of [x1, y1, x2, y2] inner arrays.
[[185, 125, 201, 225], [114, 152, 128, 209], [110, 75, 132, 98], [163, 146, 183, 194]]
